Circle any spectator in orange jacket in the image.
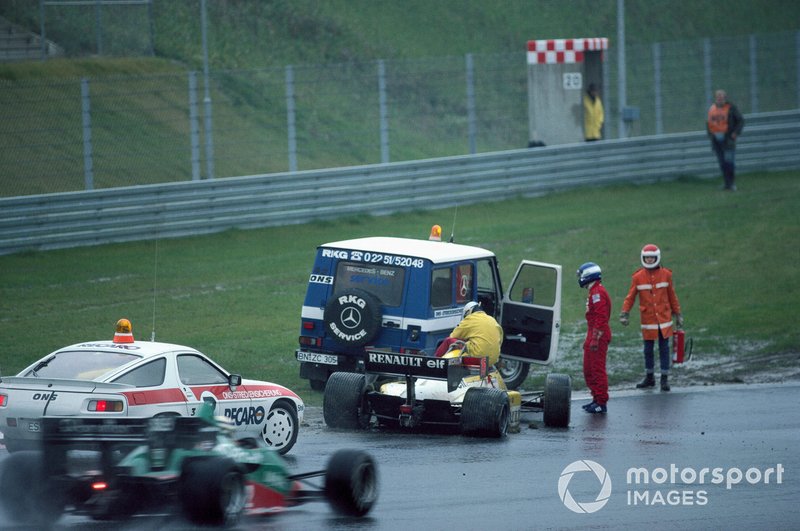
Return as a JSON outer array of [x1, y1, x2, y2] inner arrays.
[[620, 244, 683, 391]]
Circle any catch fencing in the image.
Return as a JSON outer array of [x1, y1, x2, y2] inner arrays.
[[0, 109, 797, 256], [0, 30, 798, 197]]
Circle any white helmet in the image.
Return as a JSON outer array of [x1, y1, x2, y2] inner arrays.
[[462, 301, 481, 319], [641, 244, 661, 268]]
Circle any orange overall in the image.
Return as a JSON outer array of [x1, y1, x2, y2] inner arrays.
[[621, 267, 681, 340]]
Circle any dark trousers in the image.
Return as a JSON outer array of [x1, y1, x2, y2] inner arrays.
[[643, 329, 671, 374], [711, 137, 736, 188]]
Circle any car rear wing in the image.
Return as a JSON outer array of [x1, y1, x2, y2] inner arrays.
[[41, 415, 221, 447], [364, 350, 474, 392], [0, 376, 133, 391], [40, 415, 220, 475]]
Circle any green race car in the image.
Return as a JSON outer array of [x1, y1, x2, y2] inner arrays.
[[0, 404, 378, 527]]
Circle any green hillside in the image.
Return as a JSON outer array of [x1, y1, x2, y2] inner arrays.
[[0, 1, 798, 196], [3, 0, 799, 69]]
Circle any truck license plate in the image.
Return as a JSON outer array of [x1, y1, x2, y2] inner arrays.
[[296, 351, 338, 365]]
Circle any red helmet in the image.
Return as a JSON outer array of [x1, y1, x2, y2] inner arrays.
[[641, 244, 661, 268]]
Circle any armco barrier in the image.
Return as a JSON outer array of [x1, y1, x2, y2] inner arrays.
[[0, 110, 798, 256]]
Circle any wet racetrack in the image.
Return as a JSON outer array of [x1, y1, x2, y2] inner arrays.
[[1, 382, 798, 530]]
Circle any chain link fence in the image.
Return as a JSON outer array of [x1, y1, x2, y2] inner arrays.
[[1, 30, 798, 197]]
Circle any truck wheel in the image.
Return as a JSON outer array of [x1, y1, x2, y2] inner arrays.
[[460, 387, 510, 437], [0, 450, 64, 525], [323, 288, 382, 348], [261, 399, 299, 455], [323, 372, 371, 429], [543, 373, 572, 428], [497, 359, 530, 390], [325, 449, 378, 517], [180, 457, 246, 527]]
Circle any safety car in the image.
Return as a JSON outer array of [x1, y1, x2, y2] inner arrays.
[[0, 319, 304, 454], [296, 226, 563, 391], [323, 341, 572, 437], [0, 404, 377, 527]]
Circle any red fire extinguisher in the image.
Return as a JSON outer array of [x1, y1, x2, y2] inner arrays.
[[672, 329, 693, 364]]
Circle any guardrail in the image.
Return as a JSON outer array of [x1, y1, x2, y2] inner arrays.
[[1, 110, 798, 256]]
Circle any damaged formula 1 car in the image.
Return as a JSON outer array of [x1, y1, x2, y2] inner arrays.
[[323, 343, 571, 438], [0, 405, 378, 528]]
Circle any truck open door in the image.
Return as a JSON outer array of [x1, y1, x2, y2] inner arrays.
[[500, 260, 562, 366]]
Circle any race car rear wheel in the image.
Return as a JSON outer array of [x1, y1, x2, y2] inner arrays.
[[460, 387, 510, 437], [323, 372, 371, 429], [180, 457, 246, 527], [0, 450, 65, 526], [543, 373, 572, 428], [261, 399, 299, 455], [325, 449, 378, 517], [496, 359, 530, 390]]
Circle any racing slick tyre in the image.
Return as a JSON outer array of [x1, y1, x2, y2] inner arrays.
[[543, 373, 572, 428], [180, 457, 246, 527], [460, 387, 510, 438], [325, 449, 379, 517], [0, 450, 65, 526], [262, 399, 299, 455], [323, 372, 371, 429], [323, 288, 382, 348], [496, 359, 530, 390]]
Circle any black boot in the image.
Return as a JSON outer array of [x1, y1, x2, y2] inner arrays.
[[661, 374, 670, 392], [636, 373, 655, 389]]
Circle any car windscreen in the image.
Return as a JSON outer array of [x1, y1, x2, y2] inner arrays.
[[21, 350, 141, 380], [334, 261, 405, 307]]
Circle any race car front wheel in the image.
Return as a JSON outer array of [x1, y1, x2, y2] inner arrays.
[[180, 457, 246, 527], [543, 373, 572, 428], [325, 449, 379, 517]]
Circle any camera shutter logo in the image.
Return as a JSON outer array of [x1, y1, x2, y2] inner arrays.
[[558, 460, 612, 514]]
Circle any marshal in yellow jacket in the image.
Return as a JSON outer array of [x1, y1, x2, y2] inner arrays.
[[449, 311, 503, 365]]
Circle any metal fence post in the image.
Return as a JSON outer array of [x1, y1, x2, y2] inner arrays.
[[147, 0, 155, 56], [200, 0, 214, 179], [39, 0, 46, 61], [653, 42, 663, 135], [285, 65, 297, 172], [188, 71, 201, 181], [95, 0, 103, 56], [465, 53, 476, 154], [749, 34, 759, 113], [378, 59, 389, 163], [617, 0, 627, 139], [81, 78, 94, 191], [703, 38, 712, 104]]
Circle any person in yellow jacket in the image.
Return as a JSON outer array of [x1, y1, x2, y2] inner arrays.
[[620, 244, 683, 391], [448, 301, 503, 366], [583, 83, 604, 141]]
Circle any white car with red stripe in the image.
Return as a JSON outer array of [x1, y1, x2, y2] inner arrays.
[[0, 319, 304, 454]]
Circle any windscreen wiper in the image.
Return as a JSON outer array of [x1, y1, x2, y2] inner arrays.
[[31, 355, 55, 377]]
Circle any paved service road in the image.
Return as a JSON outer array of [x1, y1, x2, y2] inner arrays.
[[2, 383, 798, 530]]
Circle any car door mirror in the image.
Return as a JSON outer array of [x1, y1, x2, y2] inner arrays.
[[228, 374, 242, 389]]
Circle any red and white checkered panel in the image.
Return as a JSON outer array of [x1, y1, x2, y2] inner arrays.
[[526, 38, 609, 64]]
